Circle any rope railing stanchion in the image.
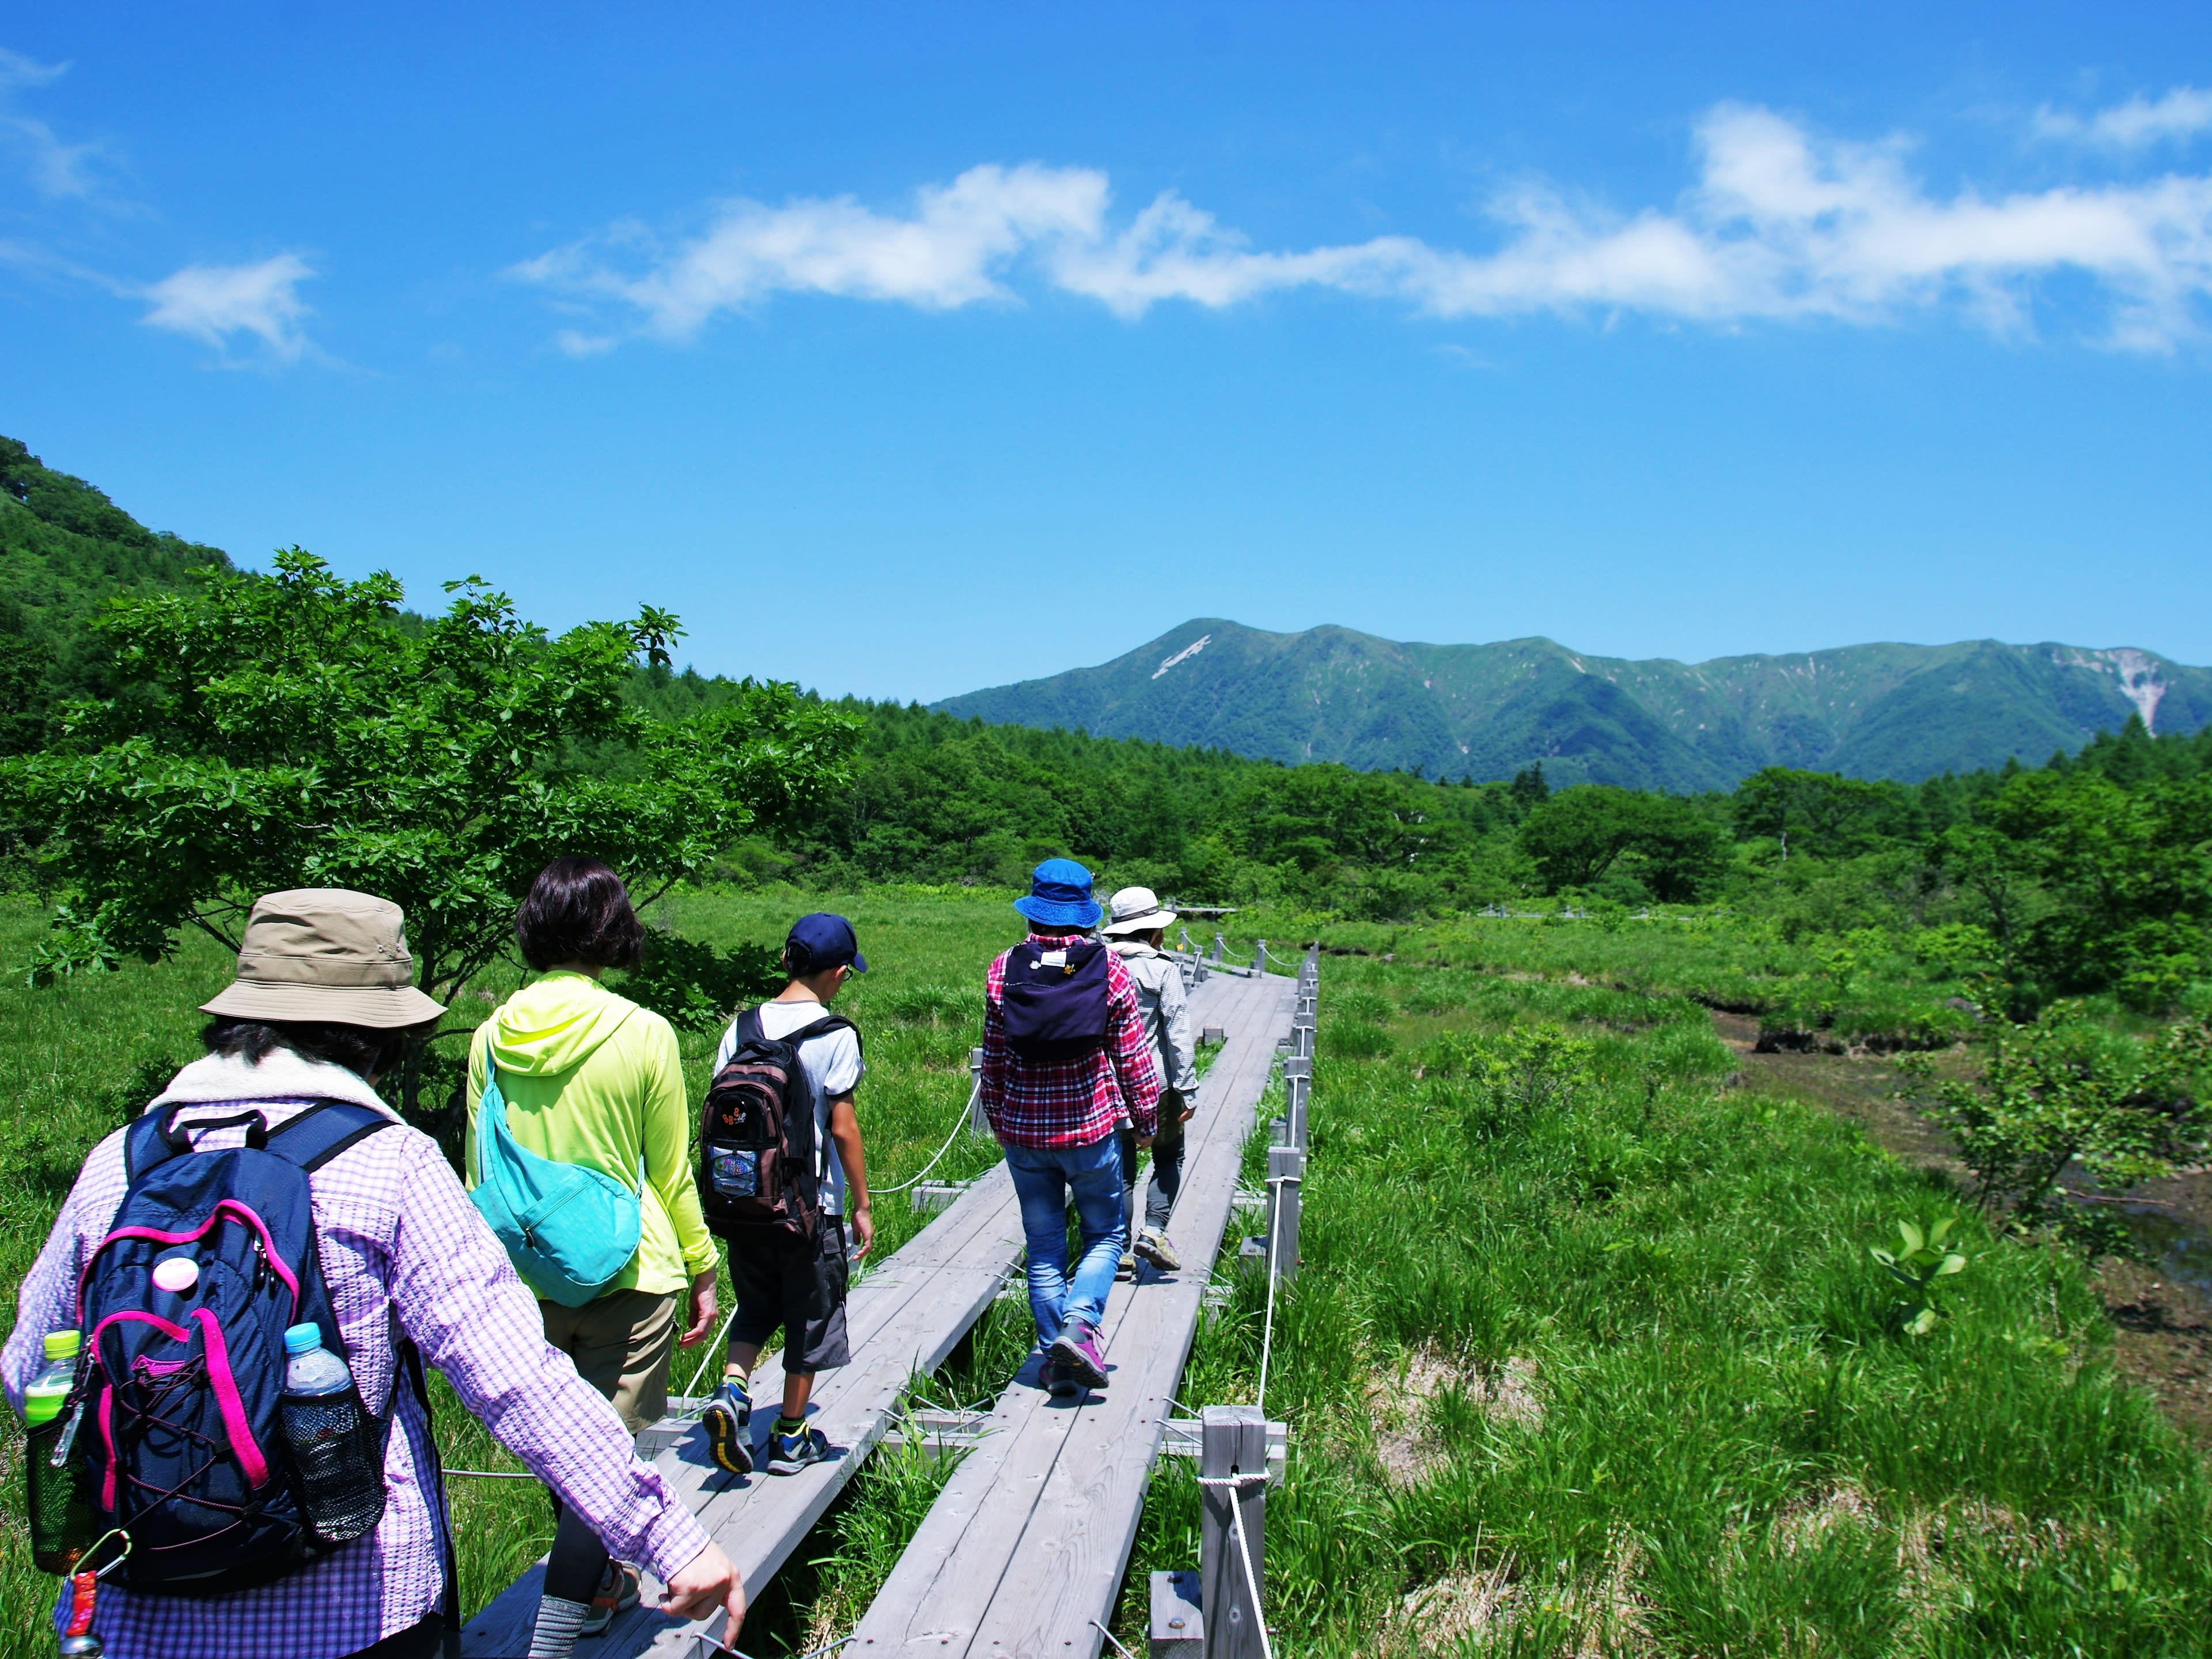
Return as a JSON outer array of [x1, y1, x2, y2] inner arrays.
[[1196, 1410, 1272, 1659]]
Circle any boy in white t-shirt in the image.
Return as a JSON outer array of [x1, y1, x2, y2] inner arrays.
[[700, 913, 872, 1477]]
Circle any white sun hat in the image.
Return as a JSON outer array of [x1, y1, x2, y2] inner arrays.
[[1099, 885, 1179, 936]]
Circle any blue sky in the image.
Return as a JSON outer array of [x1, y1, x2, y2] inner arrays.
[[5, 3, 2211, 701]]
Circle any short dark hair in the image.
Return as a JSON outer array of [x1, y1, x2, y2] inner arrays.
[[516, 856, 645, 972], [202, 1016, 435, 1080]]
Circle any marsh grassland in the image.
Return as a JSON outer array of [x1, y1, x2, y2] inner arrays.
[[5, 894, 2210, 1657]]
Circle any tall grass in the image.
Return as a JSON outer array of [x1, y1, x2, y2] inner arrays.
[[1118, 955, 2212, 1656]]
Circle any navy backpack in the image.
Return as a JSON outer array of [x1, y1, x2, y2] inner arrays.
[[1001, 939, 1112, 1061], [72, 1100, 433, 1596]]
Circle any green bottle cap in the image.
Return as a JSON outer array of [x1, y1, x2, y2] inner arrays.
[[42, 1330, 79, 1362]]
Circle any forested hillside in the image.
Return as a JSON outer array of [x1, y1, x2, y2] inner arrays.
[[0, 437, 232, 753], [934, 618, 2212, 789], [6, 431, 2208, 1025]]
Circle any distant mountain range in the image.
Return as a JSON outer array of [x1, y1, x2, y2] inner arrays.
[[933, 620, 2212, 790]]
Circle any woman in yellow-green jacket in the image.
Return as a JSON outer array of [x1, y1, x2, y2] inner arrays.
[[465, 856, 717, 1658]]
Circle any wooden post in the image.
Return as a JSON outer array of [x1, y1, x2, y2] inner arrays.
[[1255, 937, 1267, 975], [1200, 1406, 1268, 1659], [1282, 1056, 1310, 1150], [967, 1046, 990, 1139], [1264, 1145, 1301, 1283]]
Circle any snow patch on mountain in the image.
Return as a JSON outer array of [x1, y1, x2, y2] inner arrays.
[[2060, 646, 2169, 732], [1153, 634, 1211, 679]]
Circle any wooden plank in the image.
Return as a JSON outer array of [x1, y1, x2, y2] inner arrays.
[[848, 972, 1292, 1658], [460, 1158, 1029, 1658]]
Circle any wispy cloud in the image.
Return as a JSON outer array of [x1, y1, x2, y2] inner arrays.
[[139, 254, 317, 360], [0, 46, 114, 202], [518, 101, 2212, 354], [2036, 87, 2212, 149]]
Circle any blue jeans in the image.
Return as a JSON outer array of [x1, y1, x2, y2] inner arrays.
[[1003, 1134, 1127, 1347]]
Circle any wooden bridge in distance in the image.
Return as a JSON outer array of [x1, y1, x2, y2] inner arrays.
[[460, 956, 1298, 1659]]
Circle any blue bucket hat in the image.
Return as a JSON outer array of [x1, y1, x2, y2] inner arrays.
[[1013, 858, 1102, 930]]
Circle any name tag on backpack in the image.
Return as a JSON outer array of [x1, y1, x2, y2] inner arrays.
[[1037, 950, 1067, 969]]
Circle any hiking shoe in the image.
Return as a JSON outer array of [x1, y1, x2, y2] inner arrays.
[[1040, 1356, 1085, 1399], [1116, 1251, 1138, 1281], [580, 1562, 640, 1637], [1049, 1320, 1109, 1389], [700, 1380, 753, 1475], [1134, 1229, 1183, 1272], [766, 1423, 832, 1475]]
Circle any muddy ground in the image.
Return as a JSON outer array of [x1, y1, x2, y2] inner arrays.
[[1710, 1010, 2212, 1449]]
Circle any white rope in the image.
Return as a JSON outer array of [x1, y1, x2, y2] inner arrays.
[[1195, 1471, 1275, 1659], [679, 1300, 746, 1402], [1090, 1619, 1139, 1658], [874, 1081, 983, 1194]]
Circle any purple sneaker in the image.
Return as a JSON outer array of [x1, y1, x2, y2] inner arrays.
[[1049, 1320, 1109, 1389]]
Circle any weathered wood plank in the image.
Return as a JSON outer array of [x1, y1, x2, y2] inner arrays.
[[460, 1158, 1028, 1658], [848, 971, 1291, 1659]]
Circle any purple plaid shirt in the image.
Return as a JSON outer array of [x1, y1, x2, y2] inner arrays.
[[2, 1051, 711, 1659]]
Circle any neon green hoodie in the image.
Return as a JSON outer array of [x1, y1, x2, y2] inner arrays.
[[464, 970, 714, 1298]]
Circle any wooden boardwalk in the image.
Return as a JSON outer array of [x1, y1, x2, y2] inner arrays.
[[848, 968, 1291, 1658], [460, 1160, 1028, 1657], [461, 965, 1287, 1659]]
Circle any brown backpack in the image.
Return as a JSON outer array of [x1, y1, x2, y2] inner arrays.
[[697, 1006, 856, 1243]]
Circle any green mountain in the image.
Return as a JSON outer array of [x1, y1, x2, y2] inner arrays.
[[934, 620, 2212, 789], [0, 435, 232, 751]]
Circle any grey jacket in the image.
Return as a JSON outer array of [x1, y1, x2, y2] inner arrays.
[[1108, 940, 1199, 1095]]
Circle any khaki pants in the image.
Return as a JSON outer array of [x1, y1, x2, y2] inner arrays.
[[539, 1288, 679, 1433]]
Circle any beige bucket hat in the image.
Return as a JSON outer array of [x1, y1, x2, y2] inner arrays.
[[200, 889, 448, 1028], [1099, 885, 1178, 937]]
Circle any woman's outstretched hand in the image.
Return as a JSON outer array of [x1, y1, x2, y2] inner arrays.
[[662, 1540, 747, 1626]]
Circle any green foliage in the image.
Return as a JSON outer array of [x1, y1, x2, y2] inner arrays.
[[1899, 1004, 2212, 1245], [0, 550, 859, 1107], [1869, 1216, 1968, 1334], [1518, 786, 1727, 902], [612, 933, 786, 1032]]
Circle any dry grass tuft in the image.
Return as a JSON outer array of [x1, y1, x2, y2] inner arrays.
[[1367, 1347, 1546, 1488], [1773, 1480, 1880, 1556]]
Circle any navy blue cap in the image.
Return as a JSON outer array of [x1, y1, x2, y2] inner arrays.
[[786, 912, 868, 975]]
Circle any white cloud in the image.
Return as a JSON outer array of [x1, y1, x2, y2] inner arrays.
[[139, 254, 316, 359], [0, 46, 105, 200], [2036, 87, 2212, 149], [519, 102, 2212, 352]]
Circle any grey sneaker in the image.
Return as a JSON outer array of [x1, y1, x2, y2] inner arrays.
[[766, 1423, 832, 1475], [1049, 1320, 1109, 1389], [579, 1562, 640, 1636], [1133, 1229, 1183, 1272], [700, 1379, 753, 1476]]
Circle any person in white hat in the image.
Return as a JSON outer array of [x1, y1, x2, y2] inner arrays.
[[1099, 887, 1199, 1271]]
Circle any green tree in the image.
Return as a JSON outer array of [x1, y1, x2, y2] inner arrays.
[[1, 549, 859, 1111], [1900, 1005, 2212, 1250], [1517, 786, 1646, 891], [1733, 767, 1911, 860]]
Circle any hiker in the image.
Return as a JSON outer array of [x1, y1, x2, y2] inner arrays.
[[696, 913, 872, 1479], [465, 856, 724, 1654], [1100, 887, 1200, 1274], [980, 859, 1161, 1396], [3, 888, 742, 1659]]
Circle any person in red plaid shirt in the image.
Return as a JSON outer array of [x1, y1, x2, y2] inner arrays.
[[981, 859, 1162, 1396]]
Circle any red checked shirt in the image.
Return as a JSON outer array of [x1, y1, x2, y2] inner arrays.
[[982, 929, 1162, 1149]]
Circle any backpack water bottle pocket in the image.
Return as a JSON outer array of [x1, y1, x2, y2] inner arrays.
[[709, 1149, 762, 1199], [280, 1385, 385, 1546]]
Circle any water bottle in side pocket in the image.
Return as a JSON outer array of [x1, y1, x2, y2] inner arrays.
[[279, 1323, 386, 1545], [24, 1328, 94, 1575]]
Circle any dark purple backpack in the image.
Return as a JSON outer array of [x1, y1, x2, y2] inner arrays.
[[71, 1101, 422, 1596], [1001, 940, 1111, 1061]]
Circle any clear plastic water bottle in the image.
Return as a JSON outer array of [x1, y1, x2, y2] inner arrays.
[[25, 1329, 94, 1575], [279, 1321, 385, 1545]]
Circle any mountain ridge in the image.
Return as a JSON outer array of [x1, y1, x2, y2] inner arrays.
[[932, 619, 2212, 789]]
